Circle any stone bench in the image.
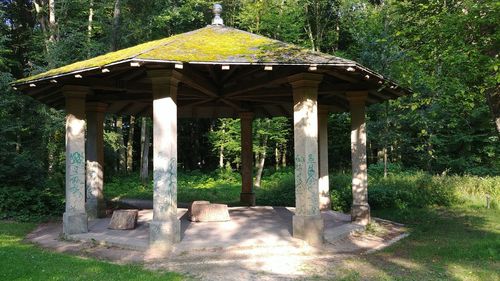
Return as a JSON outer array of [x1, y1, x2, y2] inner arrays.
[[108, 209, 138, 230], [188, 201, 230, 222]]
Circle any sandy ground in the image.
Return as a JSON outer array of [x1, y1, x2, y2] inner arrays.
[[26, 214, 407, 281]]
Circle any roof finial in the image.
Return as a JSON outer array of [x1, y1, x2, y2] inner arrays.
[[212, 3, 224, 26]]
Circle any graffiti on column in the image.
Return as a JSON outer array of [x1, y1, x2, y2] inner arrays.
[[154, 157, 177, 214], [294, 155, 305, 190], [306, 153, 316, 189], [69, 151, 84, 211]]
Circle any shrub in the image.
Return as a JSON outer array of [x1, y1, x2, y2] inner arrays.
[[0, 186, 64, 222]]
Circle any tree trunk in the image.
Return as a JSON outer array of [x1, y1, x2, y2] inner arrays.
[[34, 1, 50, 55], [219, 145, 224, 168], [383, 147, 388, 178], [140, 118, 150, 184], [116, 116, 126, 172], [126, 115, 135, 173], [48, 0, 57, 43], [111, 0, 121, 51], [275, 146, 279, 170], [254, 134, 268, 188], [87, 0, 94, 58], [281, 145, 287, 168]]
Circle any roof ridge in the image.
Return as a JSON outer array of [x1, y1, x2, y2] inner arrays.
[[130, 27, 207, 60]]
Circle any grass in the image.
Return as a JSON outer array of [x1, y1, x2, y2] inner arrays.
[[104, 168, 296, 207], [102, 168, 499, 280], [3, 168, 498, 280], [337, 204, 500, 281], [0, 221, 184, 281]]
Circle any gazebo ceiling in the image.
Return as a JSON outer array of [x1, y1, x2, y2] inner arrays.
[[12, 25, 409, 118]]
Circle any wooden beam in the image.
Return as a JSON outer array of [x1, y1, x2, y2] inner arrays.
[[107, 101, 131, 114], [180, 69, 219, 98], [205, 65, 220, 86], [220, 65, 239, 83], [224, 70, 296, 97], [220, 98, 244, 111]]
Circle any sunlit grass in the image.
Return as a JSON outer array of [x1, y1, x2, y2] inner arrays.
[[0, 221, 184, 281]]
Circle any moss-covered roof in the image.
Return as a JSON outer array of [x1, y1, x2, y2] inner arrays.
[[15, 25, 357, 84]]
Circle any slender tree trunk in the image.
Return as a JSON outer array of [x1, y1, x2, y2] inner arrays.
[[254, 134, 268, 188], [111, 0, 121, 51], [116, 116, 126, 172], [281, 145, 287, 168], [275, 146, 279, 170], [219, 145, 224, 168], [16, 134, 21, 153], [383, 147, 388, 178], [384, 101, 389, 178], [48, 0, 57, 43], [34, 0, 50, 55], [140, 117, 150, 184], [126, 115, 135, 173], [87, 0, 94, 58]]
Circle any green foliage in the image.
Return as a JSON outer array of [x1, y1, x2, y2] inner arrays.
[[0, 221, 184, 280], [331, 168, 500, 212], [0, 186, 64, 222], [104, 169, 499, 213], [256, 168, 295, 206]]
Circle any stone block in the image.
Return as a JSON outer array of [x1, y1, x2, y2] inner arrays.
[[188, 200, 210, 214], [351, 203, 370, 225], [108, 209, 138, 230], [63, 212, 88, 235], [189, 203, 230, 222], [292, 214, 324, 246]]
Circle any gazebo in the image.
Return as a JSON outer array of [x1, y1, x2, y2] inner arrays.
[[13, 6, 408, 250]]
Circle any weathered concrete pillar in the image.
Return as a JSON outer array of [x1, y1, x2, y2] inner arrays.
[[347, 92, 370, 225], [288, 73, 324, 246], [85, 102, 107, 219], [148, 69, 182, 250], [62, 86, 89, 235], [318, 108, 331, 210], [240, 112, 255, 206]]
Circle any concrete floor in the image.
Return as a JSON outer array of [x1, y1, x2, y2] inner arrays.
[[67, 207, 365, 252]]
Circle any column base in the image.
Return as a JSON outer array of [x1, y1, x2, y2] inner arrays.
[[86, 198, 106, 219], [351, 203, 371, 225], [63, 212, 88, 235], [240, 192, 256, 206], [292, 215, 324, 246], [149, 218, 181, 251]]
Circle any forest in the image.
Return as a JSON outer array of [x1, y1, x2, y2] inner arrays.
[[0, 1, 499, 280], [0, 0, 498, 213]]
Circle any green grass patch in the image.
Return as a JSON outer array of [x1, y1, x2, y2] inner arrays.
[[0, 221, 184, 281], [346, 205, 500, 281], [104, 168, 297, 206]]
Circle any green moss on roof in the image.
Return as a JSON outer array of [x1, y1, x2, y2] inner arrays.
[[16, 26, 353, 84]]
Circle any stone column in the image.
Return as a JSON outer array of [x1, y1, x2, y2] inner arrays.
[[62, 86, 89, 235], [288, 73, 324, 246], [240, 112, 255, 206], [318, 108, 331, 210], [85, 102, 107, 219], [148, 69, 182, 250], [347, 92, 370, 225]]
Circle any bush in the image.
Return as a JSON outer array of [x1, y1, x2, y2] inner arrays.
[[257, 168, 295, 206], [330, 170, 499, 212], [0, 186, 64, 222]]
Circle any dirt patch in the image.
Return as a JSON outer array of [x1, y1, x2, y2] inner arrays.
[[26, 218, 407, 280]]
